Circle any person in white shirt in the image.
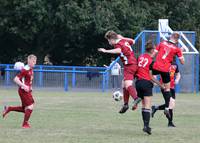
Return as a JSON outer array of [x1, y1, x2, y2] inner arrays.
[[105, 57, 121, 89]]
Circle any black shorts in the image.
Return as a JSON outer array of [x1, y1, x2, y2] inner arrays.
[[152, 69, 170, 83], [136, 79, 153, 99], [161, 88, 176, 99], [150, 62, 170, 83]]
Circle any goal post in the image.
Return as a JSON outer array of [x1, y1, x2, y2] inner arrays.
[[158, 19, 199, 54]]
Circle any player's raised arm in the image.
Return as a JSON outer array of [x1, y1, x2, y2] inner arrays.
[[98, 48, 121, 54], [177, 48, 185, 65], [179, 57, 185, 65]]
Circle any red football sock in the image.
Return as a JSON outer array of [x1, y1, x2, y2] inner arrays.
[[8, 106, 25, 113], [23, 109, 33, 125], [127, 86, 138, 100], [123, 88, 129, 104]]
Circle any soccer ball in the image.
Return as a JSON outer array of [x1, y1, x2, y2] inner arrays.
[[112, 91, 123, 101], [14, 62, 24, 70]]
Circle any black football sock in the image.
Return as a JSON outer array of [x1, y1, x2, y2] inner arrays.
[[169, 109, 173, 122], [163, 91, 171, 108], [142, 108, 151, 127]]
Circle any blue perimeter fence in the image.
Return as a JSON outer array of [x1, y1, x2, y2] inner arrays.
[[0, 64, 111, 92], [0, 30, 199, 93]]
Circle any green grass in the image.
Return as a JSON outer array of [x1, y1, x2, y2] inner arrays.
[[0, 88, 200, 143]]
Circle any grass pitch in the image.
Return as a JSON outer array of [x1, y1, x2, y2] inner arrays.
[[0, 88, 200, 143]]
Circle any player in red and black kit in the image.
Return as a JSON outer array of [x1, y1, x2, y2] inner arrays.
[[136, 41, 164, 135], [151, 32, 184, 117], [3, 54, 37, 128], [151, 62, 181, 127], [98, 30, 141, 113]]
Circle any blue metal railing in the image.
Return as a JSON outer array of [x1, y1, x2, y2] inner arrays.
[[0, 64, 108, 91]]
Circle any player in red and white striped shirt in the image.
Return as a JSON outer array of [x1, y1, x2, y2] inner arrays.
[[98, 30, 141, 113]]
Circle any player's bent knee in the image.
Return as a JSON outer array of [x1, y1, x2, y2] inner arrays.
[[124, 80, 133, 89], [25, 104, 34, 110]]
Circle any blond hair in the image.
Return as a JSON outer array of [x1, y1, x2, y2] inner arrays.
[[28, 54, 37, 60]]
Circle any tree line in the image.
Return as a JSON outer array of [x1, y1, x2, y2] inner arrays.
[[0, 0, 199, 65]]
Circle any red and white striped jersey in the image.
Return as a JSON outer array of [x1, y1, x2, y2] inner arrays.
[[113, 39, 137, 65]]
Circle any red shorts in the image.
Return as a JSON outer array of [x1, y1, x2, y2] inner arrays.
[[124, 64, 138, 80], [18, 88, 34, 107]]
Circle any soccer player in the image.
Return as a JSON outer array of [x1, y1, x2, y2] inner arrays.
[[3, 54, 37, 128], [151, 62, 181, 127], [98, 30, 141, 113], [136, 41, 164, 135], [151, 32, 184, 117]]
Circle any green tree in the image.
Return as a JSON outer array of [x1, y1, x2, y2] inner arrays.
[[0, 0, 199, 65]]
